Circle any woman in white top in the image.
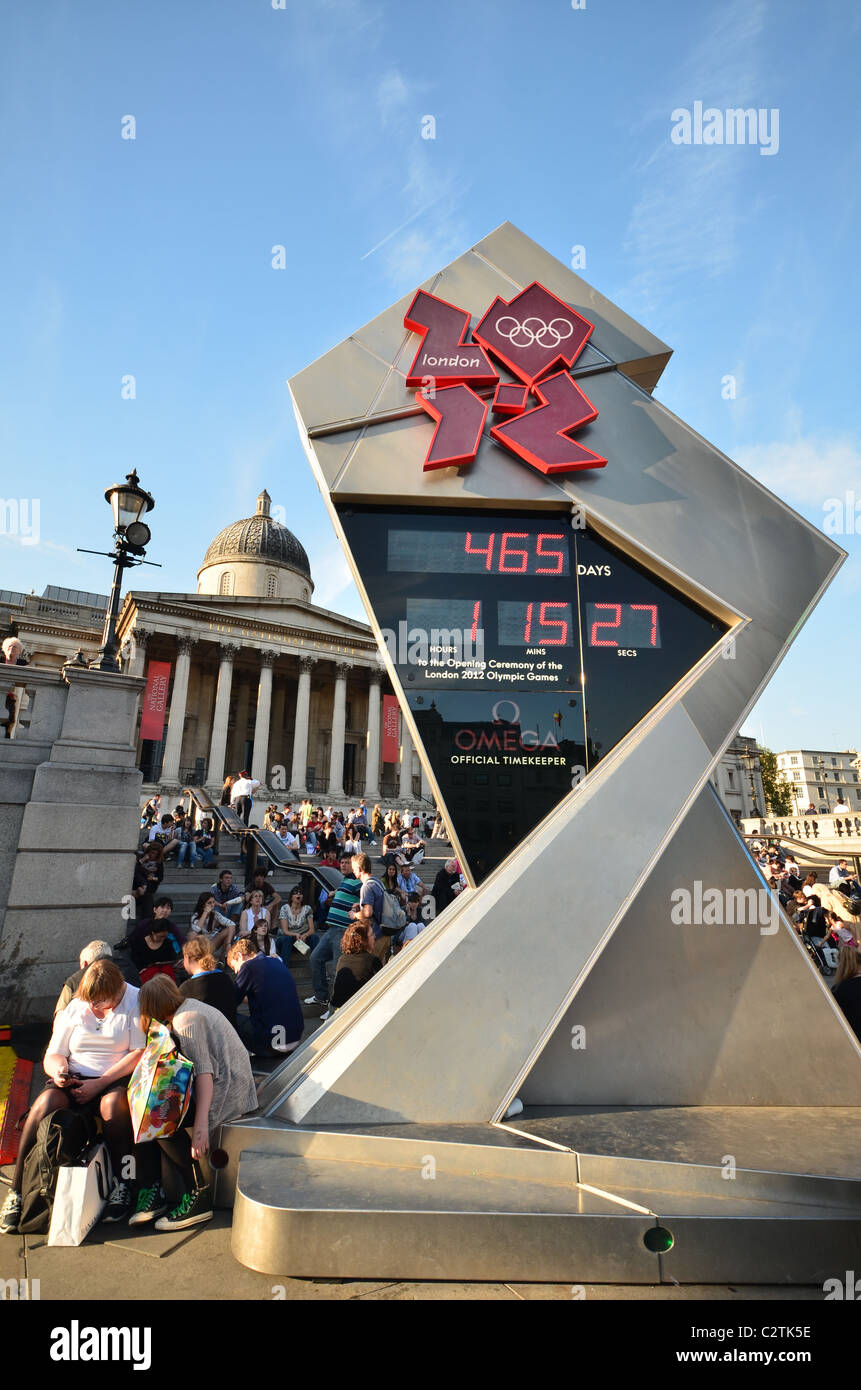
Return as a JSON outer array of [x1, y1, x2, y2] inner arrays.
[[238, 889, 277, 956], [189, 891, 234, 956], [0, 959, 144, 1235], [276, 885, 315, 964]]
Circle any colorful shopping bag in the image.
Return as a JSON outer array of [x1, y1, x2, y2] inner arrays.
[[127, 1021, 194, 1143]]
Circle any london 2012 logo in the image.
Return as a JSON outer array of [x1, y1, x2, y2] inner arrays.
[[403, 281, 607, 476]]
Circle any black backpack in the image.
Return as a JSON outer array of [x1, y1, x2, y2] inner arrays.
[[18, 1109, 99, 1235]]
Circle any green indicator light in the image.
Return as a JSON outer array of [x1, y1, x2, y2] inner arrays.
[[644, 1226, 674, 1253]]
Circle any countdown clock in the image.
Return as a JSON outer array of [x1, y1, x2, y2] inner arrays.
[[340, 505, 727, 880]]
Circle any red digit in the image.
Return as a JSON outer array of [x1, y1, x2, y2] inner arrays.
[[538, 602, 569, 645], [499, 532, 529, 572], [535, 533, 566, 574], [631, 603, 659, 646], [523, 602, 533, 642], [590, 603, 622, 646], [471, 601, 480, 642], [465, 532, 495, 570]]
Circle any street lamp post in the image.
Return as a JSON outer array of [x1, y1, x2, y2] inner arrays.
[[736, 744, 762, 819], [78, 470, 160, 674]]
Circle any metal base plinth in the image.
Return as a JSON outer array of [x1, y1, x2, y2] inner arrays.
[[220, 1109, 861, 1284]]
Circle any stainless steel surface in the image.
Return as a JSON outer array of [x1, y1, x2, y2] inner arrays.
[[507, 1106, 861, 1180], [227, 1131, 861, 1282], [520, 787, 861, 1107]]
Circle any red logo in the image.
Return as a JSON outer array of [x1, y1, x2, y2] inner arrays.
[[490, 372, 606, 474], [404, 282, 605, 475], [404, 290, 497, 389], [473, 281, 594, 387]]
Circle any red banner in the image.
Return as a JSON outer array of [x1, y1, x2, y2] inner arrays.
[[140, 661, 172, 742], [382, 695, 400, 763]]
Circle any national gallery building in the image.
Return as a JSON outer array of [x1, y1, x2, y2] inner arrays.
[[3, 492, 428, 807]]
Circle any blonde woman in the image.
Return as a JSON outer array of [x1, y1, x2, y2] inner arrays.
[[180, 935, 237, 1026], [832, 944, 861, 1043], [130, 973, 257, 1231]]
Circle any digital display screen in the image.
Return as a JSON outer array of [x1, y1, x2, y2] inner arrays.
[[498, 600, 574, 647], [406, 598, 482, 640], [388, 527, 570, 576], [586, 602, 661, 649], [339, 504, 728, 884]]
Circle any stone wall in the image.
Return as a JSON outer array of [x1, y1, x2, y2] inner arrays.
[[0, 664, 145, 1022]]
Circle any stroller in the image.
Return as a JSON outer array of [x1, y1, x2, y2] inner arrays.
[[800, 930, 838, 977]]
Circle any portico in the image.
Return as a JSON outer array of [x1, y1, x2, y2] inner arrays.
[[114, 490, 425, 807]]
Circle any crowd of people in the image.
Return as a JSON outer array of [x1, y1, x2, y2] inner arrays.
[[753, 839, 861, 1039], [0, 790, 468, 1240]]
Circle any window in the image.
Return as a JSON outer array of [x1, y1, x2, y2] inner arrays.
[[727, 770, 734, 788], [832, 757, 838, 766], [791, 755, 799, 765], [266, 572, 277, 598], [219, 571, 234, 596], [817, 786, 824, 798]]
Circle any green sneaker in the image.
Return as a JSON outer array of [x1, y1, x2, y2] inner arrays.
[[128, 1184, 168, 1226], [153, 1185, 213, 1232]]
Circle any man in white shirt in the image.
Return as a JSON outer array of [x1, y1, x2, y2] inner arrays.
[[830, 859, 861, 896], [230, 770, 260, 826]]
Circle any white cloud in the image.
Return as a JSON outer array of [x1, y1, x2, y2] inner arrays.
[[377, 70, 410, 125], [619, 0, 770, 317], [735, 434, 861, 507]]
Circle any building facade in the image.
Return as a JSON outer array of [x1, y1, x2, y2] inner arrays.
[[0, 585, 107, 668], [710, 734, 766, 825], [115, 491, 429, 806], [776, 747, 861, 814], [2, 492, 431, 808]]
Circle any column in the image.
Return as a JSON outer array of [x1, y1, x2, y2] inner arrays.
[[270, 677, 287, 776], [327, 662, 350, 802], [289, 657, 314, 797], [206, 642, 237, 791], [127, 626, 149, 678], [420, 759, 432, 806], [251, 650, 275, 788], [365, 675, 382, 801], [398, 713, 414, 803], [160, 635, 194, 788]]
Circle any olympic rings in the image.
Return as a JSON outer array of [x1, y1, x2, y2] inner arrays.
[[493, 315, 575, 350]]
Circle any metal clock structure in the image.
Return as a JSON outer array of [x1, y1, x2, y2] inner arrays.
[[222, 223, 861, 1285]]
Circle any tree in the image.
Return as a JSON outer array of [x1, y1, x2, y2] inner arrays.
[[758, 746, 793, 817]]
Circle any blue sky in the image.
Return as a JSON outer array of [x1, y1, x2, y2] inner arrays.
[[0, 0, 859, 753]]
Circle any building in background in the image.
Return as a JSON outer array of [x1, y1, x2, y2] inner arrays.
[[776, 747, 861, 814], [0, 585, 107, 667], [711, 734, 766, 826], [2, 491, 430, 807]]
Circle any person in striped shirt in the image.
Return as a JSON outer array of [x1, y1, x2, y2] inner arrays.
[[305, 854, 362, 1007]]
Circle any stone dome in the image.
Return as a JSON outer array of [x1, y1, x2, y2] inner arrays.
[[197, 490, 314, 600]]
